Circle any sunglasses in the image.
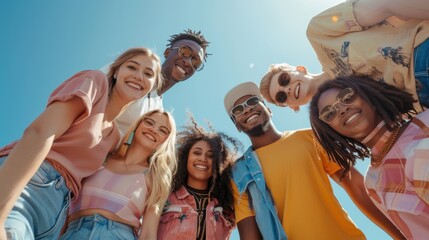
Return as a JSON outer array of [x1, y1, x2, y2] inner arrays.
[[318, 88, 359, 123], [230, 96, 261, 117], [141, 117, 171, 138], [274, 72, 291, 104], [171, 45, 204, 71]]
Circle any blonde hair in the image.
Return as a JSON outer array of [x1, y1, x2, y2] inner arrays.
[[106, 47, 163, 96], [112, 109, 177, 214], [259, 63, 296, 104]]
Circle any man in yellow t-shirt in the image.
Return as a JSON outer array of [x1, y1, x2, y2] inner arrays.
[[224, 82, 405, 239]]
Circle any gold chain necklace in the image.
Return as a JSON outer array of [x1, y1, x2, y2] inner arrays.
[[370, 125, 401, 167]]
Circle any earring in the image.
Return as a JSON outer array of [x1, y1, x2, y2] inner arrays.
[[125, 131, 135, 145]]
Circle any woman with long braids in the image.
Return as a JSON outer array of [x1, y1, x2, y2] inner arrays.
[[310, 75, 429, 239], [157, 114, 241, 240]]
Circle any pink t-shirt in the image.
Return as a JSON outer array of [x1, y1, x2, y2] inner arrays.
[[70, 167, 149, 230], [0, 70, 120, 197]]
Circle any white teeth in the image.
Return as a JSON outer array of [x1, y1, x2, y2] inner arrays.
[[195, 164, 208, 170], [177, 66, 186, 75], [295, 84, 300, 99], [144, 133, 156, 142], [246, 115, 258, 123], [345, 113, 359, 125], [127, 82, 142, 90]]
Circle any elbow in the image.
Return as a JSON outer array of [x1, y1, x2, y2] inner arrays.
[[22, 124, 55, 144]]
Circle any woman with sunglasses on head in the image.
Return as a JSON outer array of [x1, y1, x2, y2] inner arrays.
[[157, 114, 241, 240], [60, 110, 177, 240], [0, 47, 162, 240], [309, 75, 429, 239]]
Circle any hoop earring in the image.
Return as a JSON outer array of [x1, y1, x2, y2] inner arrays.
[[126, 131, 135, 145]]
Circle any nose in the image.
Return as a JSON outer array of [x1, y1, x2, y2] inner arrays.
[[134, 71, 143, 81], [242, 104, 254, 115], [147, 125, 159, 135], [181, 57, 192, 67], [338, 104, 350, 116]]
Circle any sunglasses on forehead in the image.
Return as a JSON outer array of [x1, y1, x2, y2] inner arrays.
[[230, 96, 261, 117], [171, 45, 204, 71], [274, 72, 291, 104], [318, 88, 359, 123]]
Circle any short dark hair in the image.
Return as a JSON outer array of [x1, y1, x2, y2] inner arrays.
[[167, 29, 210, 61], [309, 75, 417, 175]]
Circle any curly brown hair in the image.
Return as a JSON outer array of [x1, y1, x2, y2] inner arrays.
[[173, 113, 242, 216], [309, 75, 417, 175]]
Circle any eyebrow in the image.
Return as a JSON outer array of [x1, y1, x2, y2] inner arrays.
[[128, 60, 155, 73]]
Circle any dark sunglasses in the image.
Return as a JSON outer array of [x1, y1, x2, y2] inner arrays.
[[274, 72, 291, 104], [318, 88, 359, 123], [230, 96, 261, 117], [171, 45, 204, 71]]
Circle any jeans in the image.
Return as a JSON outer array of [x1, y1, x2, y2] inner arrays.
[[59, 214, 136, 240], [414, 38, 429, 108], [0, 157, 71, 240]]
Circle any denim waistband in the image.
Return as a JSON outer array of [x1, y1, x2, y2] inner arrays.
[[69, 214, 134, 233]]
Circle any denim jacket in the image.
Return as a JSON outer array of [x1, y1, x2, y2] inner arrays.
[[232, 146, 287, 240]]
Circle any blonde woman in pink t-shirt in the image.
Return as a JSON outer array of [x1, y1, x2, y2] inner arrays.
[[0, 47, 162, 240], [60, 109, 177, 240]]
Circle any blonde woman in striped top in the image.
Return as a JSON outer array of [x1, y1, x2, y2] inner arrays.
[[60, 109, 177, 240]]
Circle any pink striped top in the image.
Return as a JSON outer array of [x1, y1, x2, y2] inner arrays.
[[70, 167, 149, 230], [365, 110, 429, 239]]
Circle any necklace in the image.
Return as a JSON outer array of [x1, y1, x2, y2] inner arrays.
[[370, 124, 401, 167]]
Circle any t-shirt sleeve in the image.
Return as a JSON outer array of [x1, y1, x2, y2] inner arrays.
[[47, 70, 108, 124], [231, 179, 255, 223], [313, 137, 341, 176]]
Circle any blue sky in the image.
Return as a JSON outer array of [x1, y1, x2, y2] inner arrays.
[[0, 0, 391, 239]]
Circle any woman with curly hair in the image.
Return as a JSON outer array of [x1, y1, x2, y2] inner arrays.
[[60, 110, 177, 240], [309, 75, 429, 239], [157, 114, 241, 240]]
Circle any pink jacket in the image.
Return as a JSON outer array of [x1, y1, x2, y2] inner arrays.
[[157, 186, 235, 240]]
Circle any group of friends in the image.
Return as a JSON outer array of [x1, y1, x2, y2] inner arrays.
[[0, 0, 428, 239]]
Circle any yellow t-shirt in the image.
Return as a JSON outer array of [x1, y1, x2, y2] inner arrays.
[[233, 129, 365, 240]]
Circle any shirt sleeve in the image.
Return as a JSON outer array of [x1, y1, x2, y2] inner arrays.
[[306, 1, 362, 39], [231, 180, 255, 223], [313, 138, 342, 176], [47, 70, 108, 125]]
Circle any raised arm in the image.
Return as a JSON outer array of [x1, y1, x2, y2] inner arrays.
[[0, 97, 85, 224], [353, 0, 429, 27], [331, 167, 406, 240]]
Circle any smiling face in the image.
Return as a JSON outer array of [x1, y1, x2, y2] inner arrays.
[[317, 88, 381, 141], [113, 54, 157, 103], [233, 95, 271, 137], [269, 69, 312, 108], [186, 140, 214, 190], [162, 39, 205, 82], [133, 112, 171, 152]]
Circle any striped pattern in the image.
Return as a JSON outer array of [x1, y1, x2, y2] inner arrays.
[[70, 167, 148, 229]]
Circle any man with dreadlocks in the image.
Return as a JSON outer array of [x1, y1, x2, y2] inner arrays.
[[223, 82, 405, 239], [157, 113, 241, 240], [115, 29, 210, 135]]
